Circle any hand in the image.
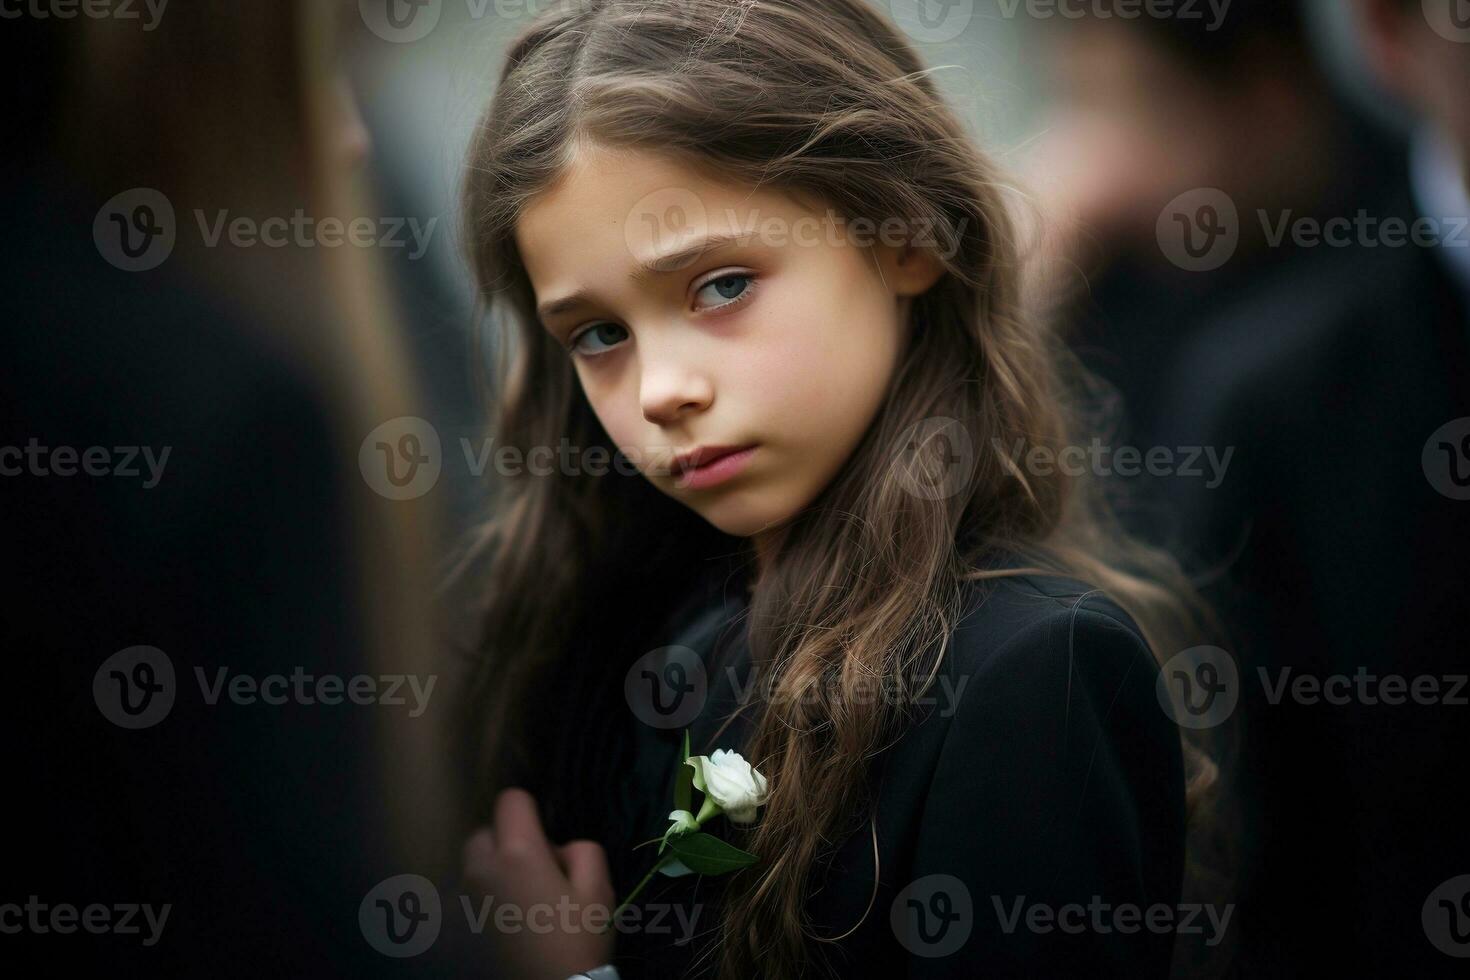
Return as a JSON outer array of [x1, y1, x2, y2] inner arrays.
[[462, 788, 616, 980]]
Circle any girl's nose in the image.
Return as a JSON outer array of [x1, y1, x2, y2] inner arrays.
[[639, 357, 714, 426]]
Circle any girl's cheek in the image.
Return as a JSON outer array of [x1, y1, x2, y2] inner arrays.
[[746, 275, 894, 416], [575, 371, 640, 450], [743, 276, 835, 375]]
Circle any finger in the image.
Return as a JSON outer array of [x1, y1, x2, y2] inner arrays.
[[558, 840, 614, 905], [461, 826, 496, 890], [493, 787, 558, 873]]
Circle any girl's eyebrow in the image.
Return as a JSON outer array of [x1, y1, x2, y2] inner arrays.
[[535, 231, 750, 322]]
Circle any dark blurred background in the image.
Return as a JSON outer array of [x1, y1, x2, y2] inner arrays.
[[3, 0, 1468, 976]]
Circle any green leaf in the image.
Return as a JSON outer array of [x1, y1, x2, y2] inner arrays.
[[666, 832, 759, 876], [680, 729, 691, 764]]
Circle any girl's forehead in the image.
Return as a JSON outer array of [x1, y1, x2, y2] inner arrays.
[[515, 143, 817, 269]]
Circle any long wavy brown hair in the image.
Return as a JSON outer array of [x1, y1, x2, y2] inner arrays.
[[455, 1, 1231, 977]]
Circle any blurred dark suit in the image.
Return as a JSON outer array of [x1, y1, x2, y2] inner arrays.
[[1154, 141, 1470, 975], [1068, 119, 1398, 461]]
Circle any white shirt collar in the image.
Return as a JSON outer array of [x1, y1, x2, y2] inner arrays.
[[1410, 125, 1470, 304]]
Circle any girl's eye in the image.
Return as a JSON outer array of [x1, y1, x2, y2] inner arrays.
[[569, 322, 629, 356], [694, 273, 754, 310], [566, 274, 754, 357]]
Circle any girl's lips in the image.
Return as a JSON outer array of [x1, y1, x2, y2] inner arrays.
[[674, 445, 757, 490]]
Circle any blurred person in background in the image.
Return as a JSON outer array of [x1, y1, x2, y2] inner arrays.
[[1024, 0, 1395, 503], [1149, 0, 1470, 973], [2, 1, 464, 974]]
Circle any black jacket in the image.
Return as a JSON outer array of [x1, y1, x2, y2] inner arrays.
[[606, 561, 1187, 979], [1152, 170, 1470, 976]]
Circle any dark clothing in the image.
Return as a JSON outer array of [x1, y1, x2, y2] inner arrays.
[[1070, 119, 1387, 464], [1154, 169, 1470, 976], [2, 163, 452, 976], [604, 559, 1186, 979]]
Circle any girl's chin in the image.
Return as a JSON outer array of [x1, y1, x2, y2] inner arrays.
[[687, 495, 795, 540]]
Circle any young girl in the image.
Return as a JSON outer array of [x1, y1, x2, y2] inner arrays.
[[454, 1, 1225, 978]]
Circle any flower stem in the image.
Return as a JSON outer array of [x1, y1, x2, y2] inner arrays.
[[606, 810, 719, 931], [608, 855, 668, 926]]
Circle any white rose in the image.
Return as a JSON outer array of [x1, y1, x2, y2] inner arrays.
[[686, 749, 770, 825]]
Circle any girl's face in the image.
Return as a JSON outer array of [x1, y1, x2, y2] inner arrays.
[[516, 141, 941, 540]]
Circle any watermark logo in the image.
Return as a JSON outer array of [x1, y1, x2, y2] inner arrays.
[[95, 189, 442, 271], [892, 874, 973, 957], [889, 0, 974, 44], [1424, 875, 1470, 957], [360, 874, 443, 957], [625, 645, 708, 729], [1156, 645, 1238, 729], [1157, 188, 1239, 272], [624, 187, 711, 273], [360, 0, 442, 42], [361, 875, 703, 957], [94, 188, 175, 272], [895, 417, 976, 501], [93, 646, 176, 729], [1423, 417, 1470, 500], [1423, 0, 1470, 43], [360, 417, 443, 500], [1161, 188, 1468, 271], [95, 648, 437, 728]]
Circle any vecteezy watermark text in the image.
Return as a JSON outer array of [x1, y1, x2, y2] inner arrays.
[[461, 895, 702, 940], [624, 645, 971, 730], [195, 667, 437, 718], [994, 0, 1232, 30], [1159, 187, 1469, 272], [993, 437, 1235, 488], [93, 646, 439, 729], [360, 0, 613, 44], [0, 0, 168, 30], [1155, 645, 1470, 732], [623, 188, 972, 269], [992, 895, 1233, 947], [194, 210, 439, 260], [358, 874, 703, 958], [1, 440, 170, 488], [0, 897, 171, 946], [94, 188, 442, 272], [1259, 667, 1470, 707]]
